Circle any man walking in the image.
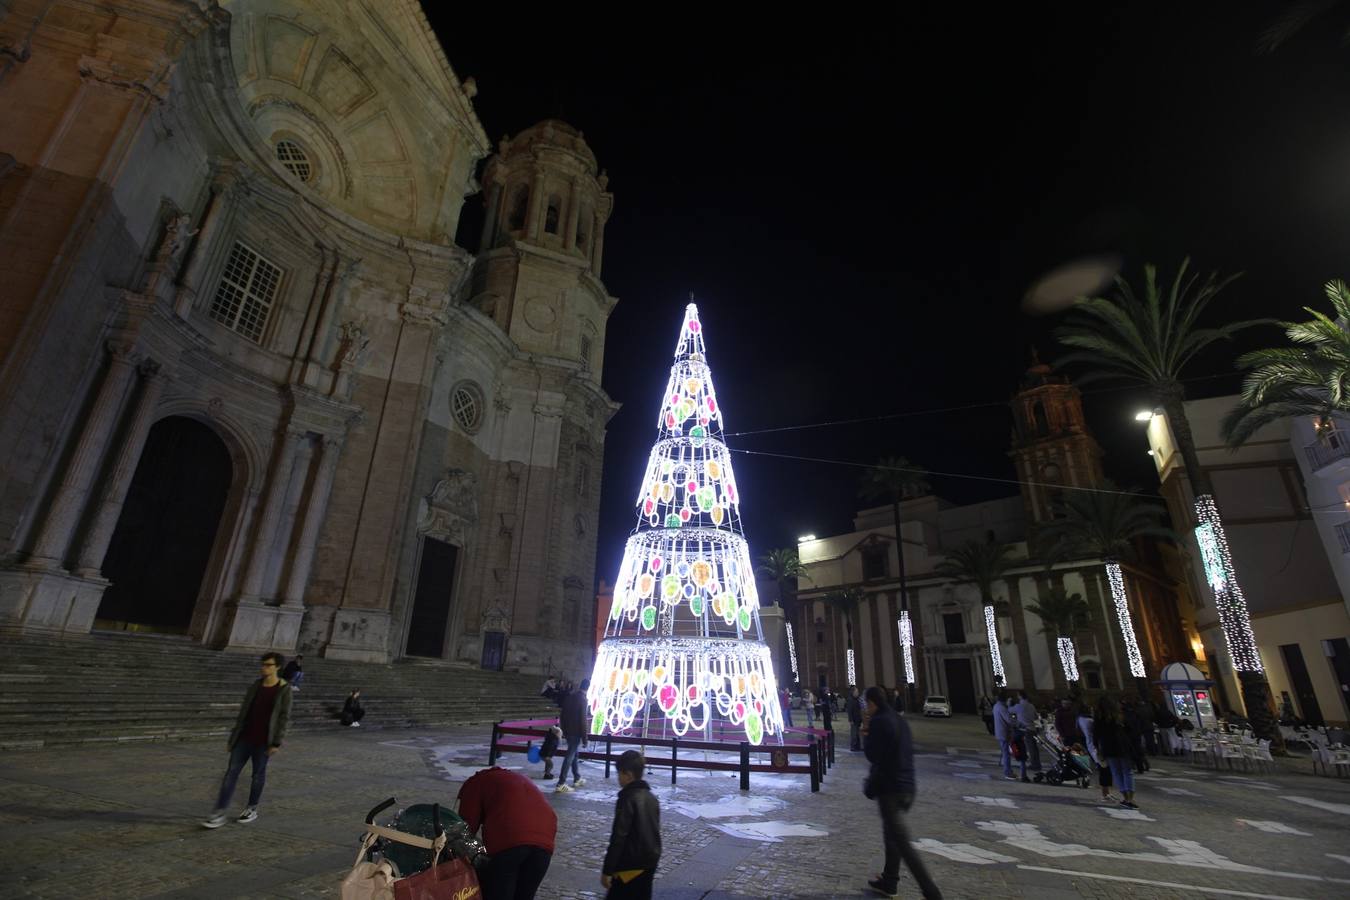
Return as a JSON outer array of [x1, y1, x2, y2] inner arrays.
[[994, 692, 1025, 782], [1014, 690, 1042, 773], [862, 687, 942, 899], [555, 678, 589, 793], [203, 651, 293, 828], [846, 687, 864, 751], [459, 766, 557, 900]]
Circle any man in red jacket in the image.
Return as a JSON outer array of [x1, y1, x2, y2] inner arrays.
[[458, 766, 558, 900]]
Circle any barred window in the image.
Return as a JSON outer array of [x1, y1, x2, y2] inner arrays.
[[275, 140, 312, 182], [580, 334, 593, 368], [451, 382, 484, 433], [209, 242, 282, 343]]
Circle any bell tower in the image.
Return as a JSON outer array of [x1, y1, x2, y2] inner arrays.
[[1008, 353, 1105, 525], [467, 120, 615, 374]]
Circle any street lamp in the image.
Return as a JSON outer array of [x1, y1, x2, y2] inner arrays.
[[1134, 410, 1154, 422], [797, 534, 816, 543]]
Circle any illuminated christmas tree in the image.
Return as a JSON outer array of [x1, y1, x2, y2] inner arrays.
[[588, 304, 783, 745]]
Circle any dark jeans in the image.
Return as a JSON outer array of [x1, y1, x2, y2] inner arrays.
[[850, 721, 861, 750], [877, 792, 942, 898], [556, 734, 582, 785], [480, 844, 551, 900], [606, 868, 654, 900], [215, 740, 269, 811]]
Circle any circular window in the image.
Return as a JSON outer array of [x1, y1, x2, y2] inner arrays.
[[275, 140, 312, 182], [451, 382, 484, 433]]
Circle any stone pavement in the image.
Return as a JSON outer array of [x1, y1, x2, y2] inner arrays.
[[2, 714, 1350, 898]]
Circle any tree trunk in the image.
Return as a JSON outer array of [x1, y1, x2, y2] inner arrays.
[[1006, 577, 1036, 693], [891, 498, 917, 708], [982, 592, 1006, 688]]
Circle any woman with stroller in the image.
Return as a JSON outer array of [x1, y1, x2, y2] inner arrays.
[[1093, 695, 1139, 810]]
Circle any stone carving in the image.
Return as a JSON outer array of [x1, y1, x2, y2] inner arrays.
[[523, 296, 556, 332], [336, 320, 370, 369], [481, 603, 509, 633], [417, 468, 478, 544], [157, 213, 198, 268]]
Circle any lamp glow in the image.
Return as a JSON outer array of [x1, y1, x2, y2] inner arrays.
[[1194, 495, 1262, 673], [797, 534, 816, 543], [846, 647, 856, 686], [1134, 410, 1154, 422], [786, 621, 799, 680], [984, 604, 1005, 687], [898, 611, 915, 685], [1057, 637, 1080, 683], [1105, 561, 1146, 678]]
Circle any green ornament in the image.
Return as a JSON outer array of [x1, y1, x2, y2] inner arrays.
[[592, 710, 607, 734], [690, 594, 705, 616], [665, 513, 682, 528], [641, 606, 657, 630], [662, 574, 680, 600], [738, 606, 752, 631], [680, 399, 696, 421], [698, 486, 715, 511], [746, 711, 763, 745]]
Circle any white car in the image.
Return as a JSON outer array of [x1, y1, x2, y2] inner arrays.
[[922, 695, 952, 717]]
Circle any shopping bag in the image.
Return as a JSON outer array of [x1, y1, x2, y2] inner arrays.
[[393, 856, 481, 900], [341, 835, 397, 900], [527, 742, 541, 763]]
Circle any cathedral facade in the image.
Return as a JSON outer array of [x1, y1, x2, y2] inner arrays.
[[0, 0, 616, 675]]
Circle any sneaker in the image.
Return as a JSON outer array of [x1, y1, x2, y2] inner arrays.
[[555, 783, 573, 793], [237, 807, 258, 823], [351, 722, 361, 727], [866, 879, 899, 898], [1120, 801, 1139, 810], [202, 812, 226, 829], [1004, 774, 1018, 781], [573, 778, 585, 787]]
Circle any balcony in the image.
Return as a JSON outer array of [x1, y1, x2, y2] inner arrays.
[[1305, 433, 1350, 472], [1338, 521, 1350, 555]]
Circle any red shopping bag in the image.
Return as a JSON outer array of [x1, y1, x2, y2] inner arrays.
[[393, 856, 480, 900]]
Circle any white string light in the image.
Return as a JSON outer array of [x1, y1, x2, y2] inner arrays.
[[1194, 494, 1263, 673], [785, 621, 799, 681], [1105, 561, 1146, 678], [984, 604, 1005, 687], [1057, 637, 1080, 683], [898, 611, 915, 685], [846, 647, 856, 686]]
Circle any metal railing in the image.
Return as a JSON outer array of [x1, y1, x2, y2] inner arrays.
[[1305, 434, 1350, 470]]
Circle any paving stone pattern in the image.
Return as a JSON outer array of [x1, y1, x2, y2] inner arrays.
[[2, 715, 1349, 898]]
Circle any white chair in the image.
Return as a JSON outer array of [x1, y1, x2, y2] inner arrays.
[[1218, 740, 1246, 771], [1331, 746, 1350, 777], [1243, 739, 1274, 773]]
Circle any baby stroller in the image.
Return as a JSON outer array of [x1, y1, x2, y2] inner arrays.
[[341, 797, 487, 899], [1032, 730, 1092, 788]]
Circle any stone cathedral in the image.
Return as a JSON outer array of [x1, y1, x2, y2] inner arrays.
[[0, 0, 617, 676]]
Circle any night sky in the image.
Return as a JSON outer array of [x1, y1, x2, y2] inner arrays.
[[432, 4, 1350, 584]]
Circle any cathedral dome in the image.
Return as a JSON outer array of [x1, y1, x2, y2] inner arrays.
[[501, 119, 598, 170]]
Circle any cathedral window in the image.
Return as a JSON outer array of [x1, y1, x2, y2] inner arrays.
[[275, 140, 312, 182], [580, 334, 593, 369], [862, 545, 888, 580], [577, 460, 590, 498], [451, 382, 485, 433], [209, 242, 282, 343], [544, 195, 561, 234]]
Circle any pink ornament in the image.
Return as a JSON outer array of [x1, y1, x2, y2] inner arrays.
[[679, 508, 691, 522], [650, 556, 663, 573], [726, 484, 737, 501], [707, 397, 717, 413], [689, 320, 701, 333], [643, 499, 654, 515], [665, 412, 676, 428], [659, 683, 678, 711], [686, 480, 698, 493]]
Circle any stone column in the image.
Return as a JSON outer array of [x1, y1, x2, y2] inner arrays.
[[562, 179, 580, 251], [73, 360, 168, 576], [525, 170, 546, 242], [591, 212, 606, 277], [479, 181, 502, 250], [28, 342, 139, 568], [174, 177, 236, 316], [282, 435, 342, 606], [236, 429, 306, 602]]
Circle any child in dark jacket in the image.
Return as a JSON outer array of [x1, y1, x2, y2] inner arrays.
[[541, 724, 561, 780], [601, 750, 661, 900]]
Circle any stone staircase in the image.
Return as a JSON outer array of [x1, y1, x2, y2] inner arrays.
[[0, 632, 560, 749]]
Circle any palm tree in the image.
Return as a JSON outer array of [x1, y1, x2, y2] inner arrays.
[[1034, 485, 1173, 687], [822, 588, 865, 687], [1056, 258, 1281, 745], [1222, 278, 1350, 449], [756, 548, 811, 612], [860, 456, 930, 704], [935, 540, 1015, 688], [1025, 588, 1092, 687]]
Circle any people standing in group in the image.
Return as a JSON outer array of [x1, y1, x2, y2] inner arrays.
[[281, 654, 304, 691], [340, 689, 364, 727], [979, 695, 994, 735], [555, 678, 589, 793], [994, 693, 1026, 782], [847, 687, 864, 751], [779, 686, 794, 728], [1076, 700, 1113, 802], [1127, 697, 1152, 772], [861, 686, 942, 899], [1013, 690, 1042, 773], [802, 688, 816, 728], [458, 766, 558, 900], [202, 652, 294, 828], [601, 750, 661, 900], [1093, 695, 1138, 809]]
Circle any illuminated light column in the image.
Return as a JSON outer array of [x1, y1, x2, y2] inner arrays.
[[846, 647, 856, 687], [897, 611, 915, 684], [785, 621, 799, 681], [1105, 561, 1146, 678], [1194, 495, 1263, 673], [1057, 637, 1080, 683], [589, 304, 783, 745], [984, 604, 1006, 687]]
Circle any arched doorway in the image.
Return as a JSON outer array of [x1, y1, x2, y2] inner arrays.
[[95, 416, 233, 633]]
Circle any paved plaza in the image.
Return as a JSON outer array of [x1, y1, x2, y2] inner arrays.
[[2, 714, 1349, 899]]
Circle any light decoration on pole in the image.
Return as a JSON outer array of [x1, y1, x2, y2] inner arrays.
[[897, 611, 915, 685], [984, 604, 1006, 687], [1194, 495, 1263, 673], [589, 304, 784, 745], [1105, 561, 1146, 679], [785, 621, 799, 681], [1056, 637, 1080, 683], [846, 647, 856, 686]]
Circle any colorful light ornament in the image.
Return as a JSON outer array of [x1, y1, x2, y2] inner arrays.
[[1056, 637, 1080, 683], [590, 304, 783, 745], [984, 604, 1006, 687], [897, 611, 915, 685], [786, 621, 799, 680], [1105, 561, 1146, 679], [846, 647, 856, 687], [1194, 494, 1263, 674]]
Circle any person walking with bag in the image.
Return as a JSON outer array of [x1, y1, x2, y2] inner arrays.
[[202, 651, 293, 828], [862, 686, 941, 899], [555, 678, 589, 793]]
